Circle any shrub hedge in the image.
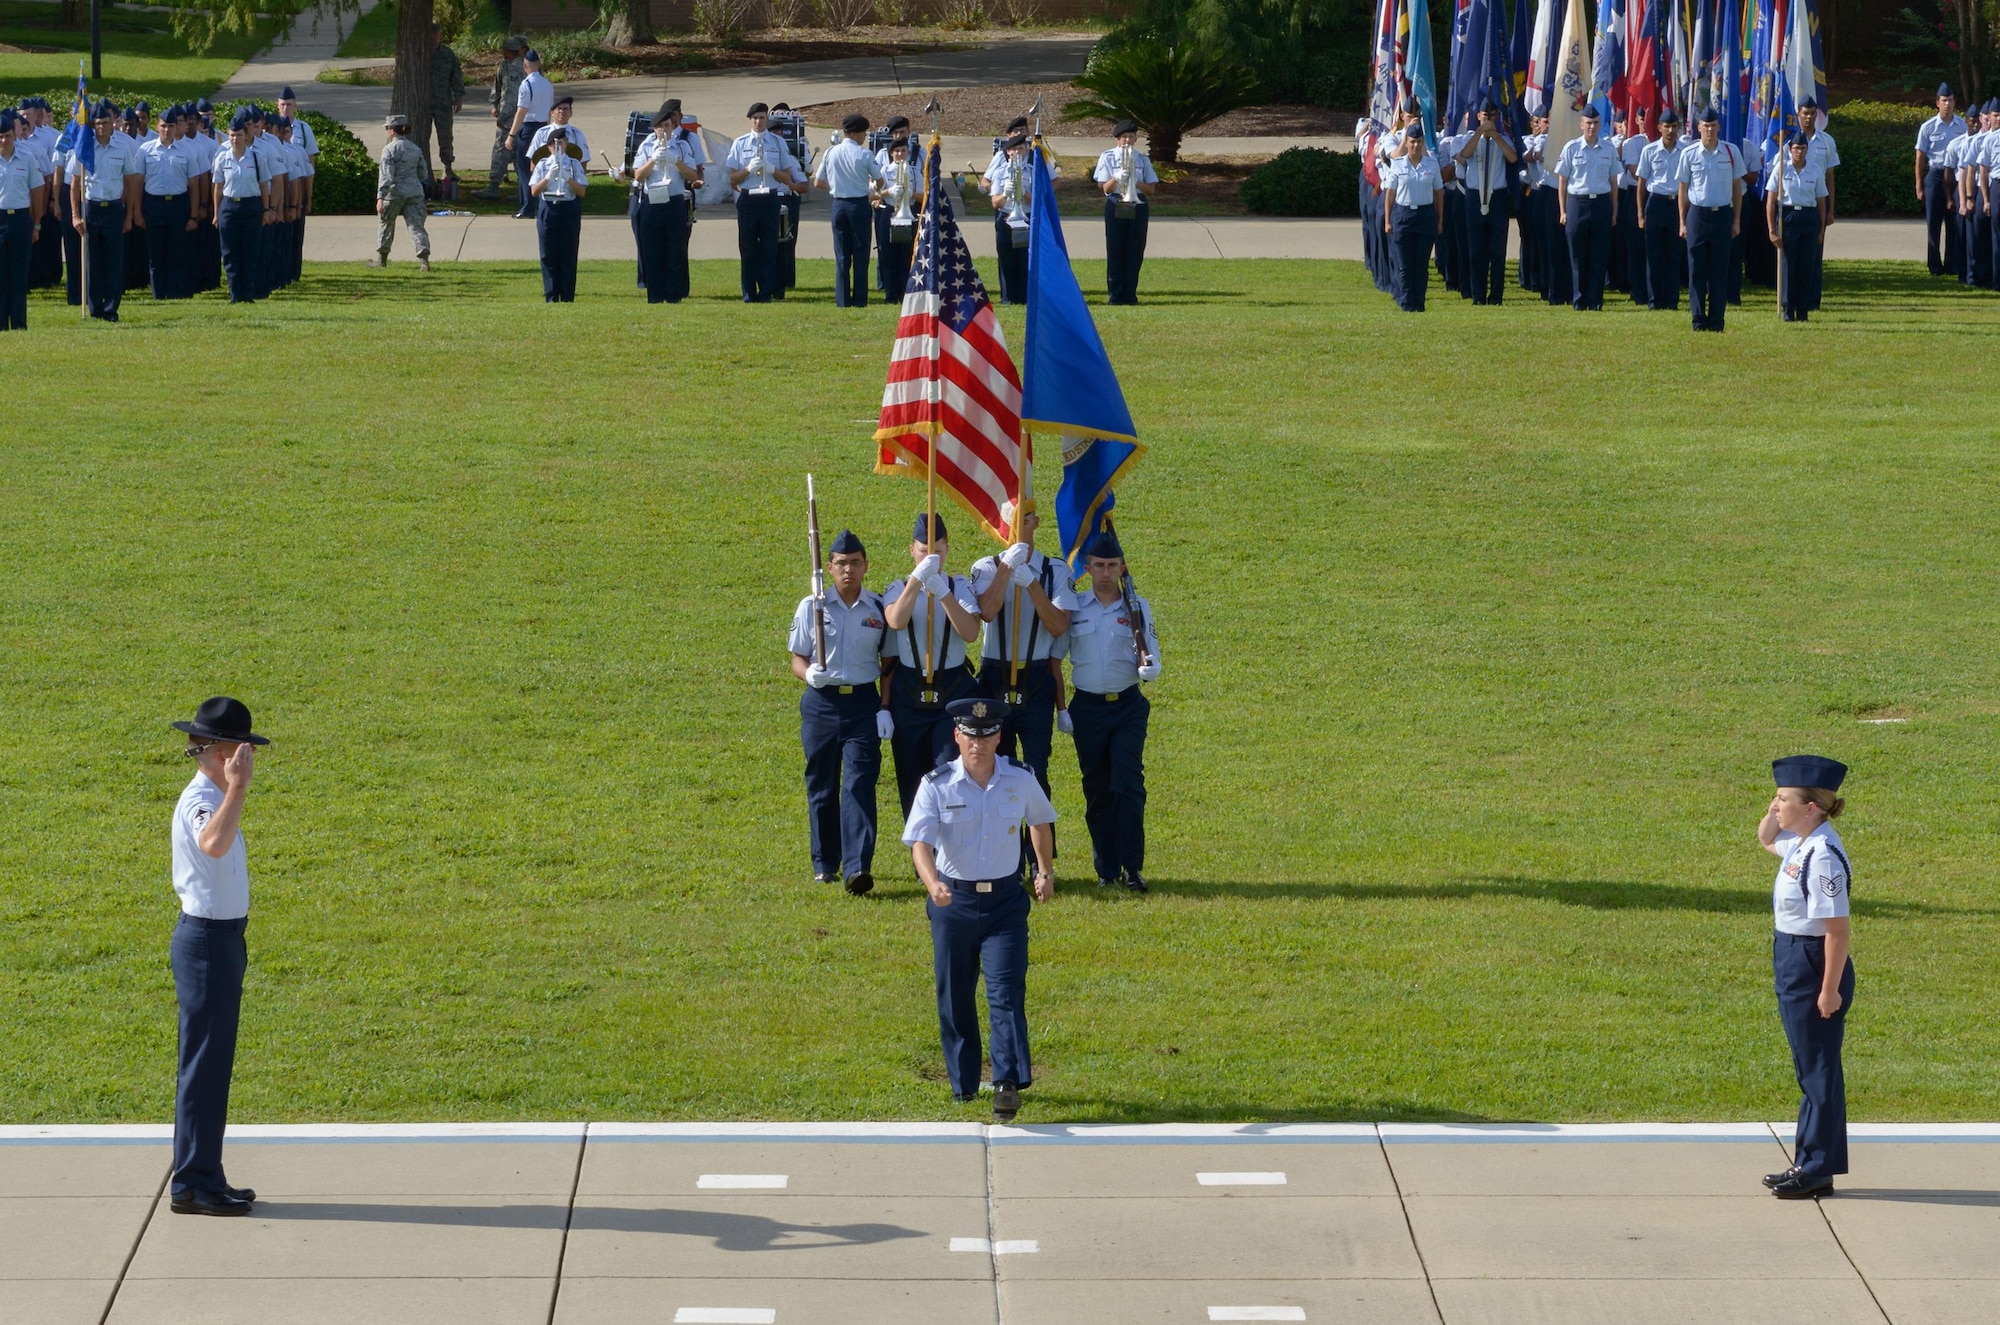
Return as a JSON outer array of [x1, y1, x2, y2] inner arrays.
[[1240, 147, 1360, 217]]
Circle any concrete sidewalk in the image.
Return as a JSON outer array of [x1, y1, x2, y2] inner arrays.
[[309, 213, 1928, 264], [7, 1121, 1997, 1324]]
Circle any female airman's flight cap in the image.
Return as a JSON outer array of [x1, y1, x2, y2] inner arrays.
[[1773, 755, 1846, 790]]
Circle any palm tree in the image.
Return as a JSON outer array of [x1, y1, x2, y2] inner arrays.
[[1061, 39, 1260, 162]]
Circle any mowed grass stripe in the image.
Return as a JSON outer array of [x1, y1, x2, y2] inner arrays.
[[3, 258, 1997, 1124]]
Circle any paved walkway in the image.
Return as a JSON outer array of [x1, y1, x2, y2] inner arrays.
[[6, 1121, 1997, 1325], [308, 213, 1928, 264]]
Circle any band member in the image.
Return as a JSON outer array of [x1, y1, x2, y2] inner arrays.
[[790, 529, 891, 895], [874, 116, 924, 295], [1449, 99, 1518, 305], [904, 697, 1056, 1123], [530, 127, 587, 301], [1096, 118, 1158, 305], [632, 100, 702, 305], [882, 513, 983, 817], [726, 102, 804, 303], [981, 116, 1030, 301], [875, 135, 918, 299], [68, 99, 142, 321], [816, 113, 883, 307], [1062, 529, 1160, 892], [771, 103, 807, 294]]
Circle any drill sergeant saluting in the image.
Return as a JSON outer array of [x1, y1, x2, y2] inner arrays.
[[882, 513, 983, 818], [903, 697, 1057, 1124], [790, 528, 892, 896], [1063, 529, 1160, 893]]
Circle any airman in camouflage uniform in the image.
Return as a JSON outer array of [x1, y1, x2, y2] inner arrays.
[[428, 23, 468, 180], [373, 115, 431, 269], [479, 35, 526, 200]]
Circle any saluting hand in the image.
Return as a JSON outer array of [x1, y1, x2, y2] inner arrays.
[[221, 741, 255, 791]]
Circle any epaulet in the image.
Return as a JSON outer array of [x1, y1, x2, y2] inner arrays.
[[923, 764, 954, 784]]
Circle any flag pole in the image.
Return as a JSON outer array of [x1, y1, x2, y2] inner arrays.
[[922, 109, 942, 688], [1774, 128, 1785, 321]]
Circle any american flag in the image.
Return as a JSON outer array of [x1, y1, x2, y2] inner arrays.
[[874, 137, 1022, 545]]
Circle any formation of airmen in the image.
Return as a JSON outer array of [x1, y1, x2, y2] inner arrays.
[[1362, 96, 1839, 328], [1911, 84, 2000, 293], [0, 91, 318, 325], [789, 507, 1160, 1121]]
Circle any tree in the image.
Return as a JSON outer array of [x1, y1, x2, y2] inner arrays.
[[390, 0, 435, 176], [607, 0, 656, 47], [1062, 40, 1260, 162]]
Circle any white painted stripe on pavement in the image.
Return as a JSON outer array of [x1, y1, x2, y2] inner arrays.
[[949, 1237, 991, 1252], [674, 1311, 776, 1324], [1198, 1171, 1288, 1185], [948, 1237, 1039, 1253], [698, 1174, 789, 1189], [1823, 1123, 2000, 1141], [1209, 1308, 1306, 1321], [1380, 1123, 1778, 1142]]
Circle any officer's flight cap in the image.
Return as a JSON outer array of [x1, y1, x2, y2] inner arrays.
[[552, 95, 574, 110], [829, 529, 865, 556], [174, 696, 270, 747], [913, 512, 948, 542], [1773, 755, 1847, 791], [948, 697, 1009, 736], [1084, 529, 1124, 561]]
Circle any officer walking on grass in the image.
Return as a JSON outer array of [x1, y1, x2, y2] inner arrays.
[[1062, 528, 1160, 893], [372, 114, 431, 270], [790, 529, 891, 896], [904, 697, 1056, 1124], [167, 697, 268, 1217]]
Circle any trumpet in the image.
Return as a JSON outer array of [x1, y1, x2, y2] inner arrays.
[[747, 129, 766, 188], [1000, 155, 1030, 243], [885, 158, 916, 233], [1115, 142, 1140, 217]]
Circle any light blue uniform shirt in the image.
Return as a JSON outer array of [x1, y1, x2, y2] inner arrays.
[[1675, 139, 1742, 206], [1382, 153, 1442, 206], [0, 147, 45, 209], [1802, 130, 1838, 173], [1636, 137, 1684, 195], [901, 756, 1056, 882], [286, 137, 314, 179], [883, 572, 979, 671], [967, 551, 1078, 664], [788, 588, 890, 687], [213, 144, 265, 198], [1436, 130, 1473, 191], [876, 140, 925, 178], [138, 136, 193, 195], [727, 130, 802, 195], [1455, 130, 1516, 200], [18, 124, 58, 178], [1522, 132, 1551, 189], [1918, 113, 1966, 162], [529, 152, 585, 200], [1770, 158, 1828, 208], [1771, 823, 1849, 936], [178, 132, 214, 180], [291, 116, 318, 156], [517, 72, 555, 122], [529, 120, 589, 161], [1065, 588, 1159, 695], [815, 138, 884, 198], [633, 132, 699, 200], [173, 772, 251, 921], [1613, 132, 1644, 188], [251, 131, 286, 190], [1553, 136, 1620, 195], [67, 131, 143, 199], [1093, 145, 1160, 197]]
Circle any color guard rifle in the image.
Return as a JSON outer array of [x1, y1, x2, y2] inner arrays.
[[806, 473, 827, 668]]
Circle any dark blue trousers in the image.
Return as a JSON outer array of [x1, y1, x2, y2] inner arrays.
[[1775, 931, 1853, 1179], [875, 205, 894, 294], [1617, 186, 1647, 304], [172, 914, 247, 1196], [1687, 204, 1732, 331], [60, 187, 82, 305], [143, 193, 191, 300], [800, 682, 881, 879], [1564, 191, 1611, 309], [1517, 185, 1542, 293], [994, 214, 1028, 304], [889, 662, 976, 816], [1538, 187, 1571, 305], [1069, 685, 1148, 880], [736, 191, 780, 302], [1465, 189, 1511, 304], [1360, 177, 1382, 288], [198, 208, 221, 293], [514, 121, 546, 215], [1104, 199, 1149, 305], [1643, 193, 1684, 310], [1924, 166, 1953, 275], [830, 196, 872, 307], [629, 188, 647, 287], [930, 876, 1031, 1097], [984, 661, 1058, 873], [83, 199, 125, 320], [1779, 206, 1821, 319], [537, 196, 581, 301], [1439, 188, 1463, 292], [0, 209, 29, 330], [1389, 202, 1436, 312], [29, 194, 63, 287], [639, 194, 690, 303], [879, 213, 914, 301], [218, 197, 260, 302]]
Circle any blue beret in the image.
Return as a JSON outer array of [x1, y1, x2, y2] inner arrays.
[[829, 529, 864, 556], [1939, 83, 1955, 98], [913, 512, 948, 542], [1083, 529, 1124, 560], [747, 101, 769, 116], [947, 696, 1009, 734], [0, 110, 17, 134], [280, 85, 296, 100], [1773, 755, 1847, 791]]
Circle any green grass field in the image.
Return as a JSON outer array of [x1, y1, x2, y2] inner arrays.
[[0, 0, 281, 101], [6, 257, 1999, 1127]]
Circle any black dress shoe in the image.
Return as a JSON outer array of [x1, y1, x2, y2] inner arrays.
[[1769, 1170, 1833, 1199], [813, 872, 837, 884], [1762, 1165, 1800, 1189], [845, 872, 874, 896], [992, 1081, 1021, 1124], [224, 1185, 256, 1202], [1096, 876, 1115, 888], [170, 1188, 253, 1216], [1121, 869, 1148, 894]]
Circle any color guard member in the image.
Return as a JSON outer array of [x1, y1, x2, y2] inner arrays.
[[882, 513, 983, 817], [968, 501, 1075, 812], [68, 99, 142, 321], [1062, 529, 1159, 893], [1450, 99, 1518, 305]]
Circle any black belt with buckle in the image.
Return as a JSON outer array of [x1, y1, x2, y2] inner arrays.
[[90, 199, 119, 208], [149, 192, 185, 201]]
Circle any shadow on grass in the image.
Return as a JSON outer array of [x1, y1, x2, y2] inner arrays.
[[1138, 876, 1990, 919], [254, 1201, 928, 1246]]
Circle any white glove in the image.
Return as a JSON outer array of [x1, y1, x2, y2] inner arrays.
[[876, 709, 895, 739], [805, 663, 833, 689], [1000, 542, 1031, 569], [911, 553, 942, 582], [1137, 659, 1160, 683], [1009, 562, 1036, 589], [1056, 710, 1073, 734]]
